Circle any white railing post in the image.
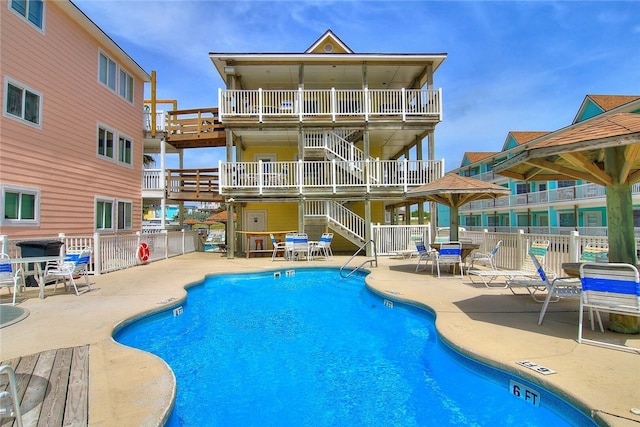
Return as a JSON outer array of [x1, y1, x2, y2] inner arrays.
[[162, 230, 169, 259], [93, 232, 101, 275], [182, 229, 186, 255], [364, 87, 369, 122], [331, 159, 337, 194], [297, 160, 304, 194], [0, 235, 7, 254], [258, 88, 263, 122], [365, 158, 370, 193], [517, 229, 525, 269], [401, 88, 406, 121], [258, 160, 264, 195], [403, 158, 409, 193], [569, 230, 580, 262], [331, 87, 336, 122], [438, 88, 443, 121], [298, 87, 303, 120]]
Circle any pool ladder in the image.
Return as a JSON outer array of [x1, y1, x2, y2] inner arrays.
[[340, 239, 378, 278], [0, 365, 23, 427]]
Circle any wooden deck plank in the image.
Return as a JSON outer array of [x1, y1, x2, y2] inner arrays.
[[63, 346, 89, 426], [0, 346, 89, 427], [37, 348, 72, 427], [21, 349, 57, 427]]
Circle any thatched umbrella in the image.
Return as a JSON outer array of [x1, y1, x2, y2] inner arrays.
[[408, 174, 510, 242], [206, 211, 237, 223]]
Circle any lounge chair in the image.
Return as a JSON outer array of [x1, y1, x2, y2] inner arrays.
[[579, 243, 608, 263], [468, 240, 550, 290], [270, 233, 286, 261], [44, 247, 92, 296], [435, 241, 463, 278], [528, 251, 581, 325], [468, 240, 502, 270], [0, 254, 23, 305], [415, 241, 437, 272], [579, 262, 640, 352]]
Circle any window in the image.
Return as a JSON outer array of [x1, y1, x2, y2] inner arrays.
[[10, 0, 44, 29], [118, 135, 132, 165], [99, 52, 117, 91], [119, 69, 133, 102], [538, 183, 547, 192], [559, 212, 576, 227], [4, 78, 42, 127], [99, 51, 134, 102], [97, 126, 114, 159], [96, 199, 113, 231], [117, 201, 132, 230], [516, 183, 528, 194], [1, 185, 39, 225], [517, 214, 530, 227], [558, 180, 575, 188]]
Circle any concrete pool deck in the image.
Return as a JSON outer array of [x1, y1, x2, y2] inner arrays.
[[0, 252, 638, 426]]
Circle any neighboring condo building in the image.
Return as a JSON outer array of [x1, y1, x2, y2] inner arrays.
[[1, 0, 150, 239], [445, 95, 640, 236]]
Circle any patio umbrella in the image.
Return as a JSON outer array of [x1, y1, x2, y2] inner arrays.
[[183, 218, 200, 230], [493, 112, 640, 333], [408, 173, 510, 242], [206, 211, 237, 223]]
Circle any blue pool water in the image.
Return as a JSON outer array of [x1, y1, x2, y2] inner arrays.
[[114, 268, 595, 426]]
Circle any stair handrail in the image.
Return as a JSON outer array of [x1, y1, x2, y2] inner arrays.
[[340, 239, 378, 278]]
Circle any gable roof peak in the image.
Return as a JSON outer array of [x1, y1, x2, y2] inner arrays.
[[306, 29, 353, 54]]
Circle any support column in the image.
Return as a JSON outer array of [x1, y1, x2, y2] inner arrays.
[[298, 198, 305, 234], [365, 198, 372, 257], [226, 202, 235, 259], [427, 131, 437, 241]]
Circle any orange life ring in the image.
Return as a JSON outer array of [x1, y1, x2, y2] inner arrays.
[[137, 242, 150, 263]]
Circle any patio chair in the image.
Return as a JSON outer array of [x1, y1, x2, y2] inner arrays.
[[283, 233, 297, 260], [435, 241, 463, 278], [310, 233, 333, 260], [505, 241, 559, 300], [579, 262, 640, 352], [291, 233, 310, 261], [0, 254, 24, 306], [270, 234, 286, 261], [415, 241, 437, 272], [44, 247, 93, 296], [528, 252, 582, 325], [468, 240, 502, 270], [579, 243, 608, 263]]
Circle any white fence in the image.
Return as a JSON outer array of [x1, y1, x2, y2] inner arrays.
[[1, 231, 199, 276], [371, 226, 632, 277]]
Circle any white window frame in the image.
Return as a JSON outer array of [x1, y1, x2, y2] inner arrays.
[[9, 0, 45, 33], [95, 198, 114, 232], [1, 184, 40, 226], [118, 68, 134, 103], [117, 200, 133, 231], [3, 77, 43, 129], [117, 133, 134, 167], [99, 51, 117, 92], [97, 124, 115, 161]]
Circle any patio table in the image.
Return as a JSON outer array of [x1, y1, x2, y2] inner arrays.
[[11, 255, 64, 299]]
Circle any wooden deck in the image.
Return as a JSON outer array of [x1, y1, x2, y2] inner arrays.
[[0, 345, 89, 427]]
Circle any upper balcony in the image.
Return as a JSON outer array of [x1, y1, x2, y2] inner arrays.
[[218, 88, 442, 125]]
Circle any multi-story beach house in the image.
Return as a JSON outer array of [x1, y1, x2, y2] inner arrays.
[[445, 95, 640, 236], [1, 0, 149, 239], [147, 30, 448, 256]]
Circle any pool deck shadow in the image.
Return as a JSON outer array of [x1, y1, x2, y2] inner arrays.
[[0, 253, 638, 426]]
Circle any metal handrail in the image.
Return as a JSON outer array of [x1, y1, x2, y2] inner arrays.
[[0, 365, 23, 427], [339, 239, 378, 278]]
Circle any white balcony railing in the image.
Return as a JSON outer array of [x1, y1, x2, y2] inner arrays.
[[218, 88, 442, 122], [143, 110, 166, 132], [218, 159, 444, 195], [143, 169, 164, 191]]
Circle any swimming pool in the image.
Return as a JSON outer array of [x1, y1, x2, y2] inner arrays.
[[114, 267, 595, 426]]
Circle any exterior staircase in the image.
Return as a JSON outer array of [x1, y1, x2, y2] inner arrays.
[[304, 200, 366, 246]]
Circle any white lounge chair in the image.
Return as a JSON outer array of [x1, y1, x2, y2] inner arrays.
[[579, 262, 640, 352], [0, 254, 23, 305], [528, 251, 581, 325], [435, 241, 463, 278], [468, 240, 502, 270], [415, 241, 437, 272], [468, 240, 550, 290], [44, 247, 92, 296], [579, 243, 608, 263]]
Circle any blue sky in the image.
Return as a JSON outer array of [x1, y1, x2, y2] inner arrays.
[[74, 1, 640, 172]]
